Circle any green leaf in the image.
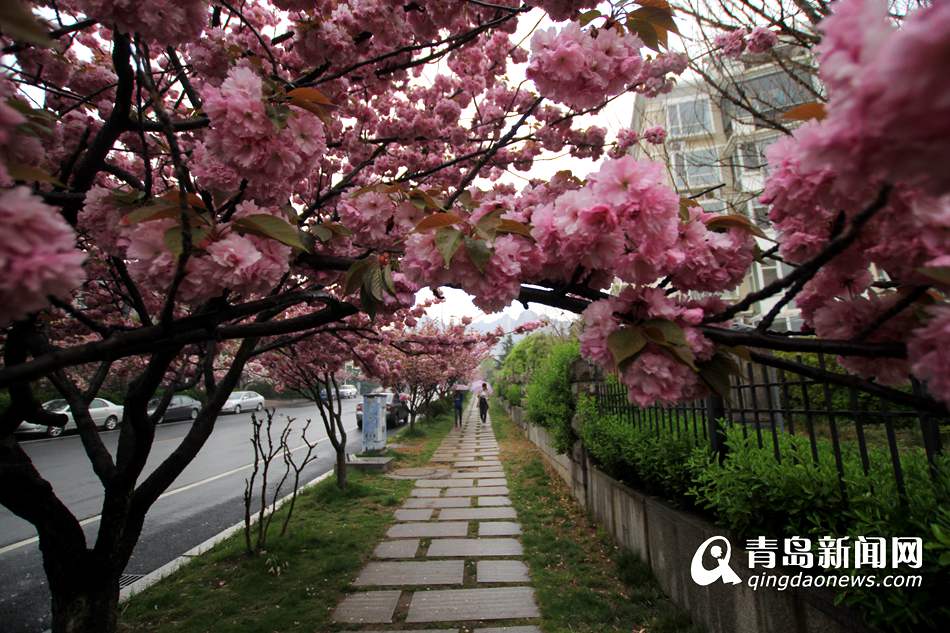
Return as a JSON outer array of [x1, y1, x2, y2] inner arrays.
[[641, 319, 688, 347], [496, 219, 533, 238], [607, 327, 647, 369], [234, 214, 308, 252], [344, 258, 374, 296], [630, 5, 680, 35], [0, 2, 52, 47], [464, 237, 491, 274], [123, 199, 179, 225], [5, 162, 62, 186], [163, 225, 209, 257], [360, 284, 377, 320], [366, 263, 385, 301], [626, 17, 663, 51], [311, 224, 333, 243], [578, 9, 602, 26], [705, 214, 768, 239], [434, 227, 463, 267], [474, 208, 503, 240], [382, 263, 396, 296]]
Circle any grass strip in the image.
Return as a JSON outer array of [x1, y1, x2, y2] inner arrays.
[[120, 411, 454, 633], [490, 399, 702, 633]]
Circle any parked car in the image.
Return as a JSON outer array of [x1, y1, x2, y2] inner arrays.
[[147, 395, 202, 422], [16, 398, 124, 438], [356, 392, 409, 430], [339, 384, 358, 399], [223, 390, 264, 414]]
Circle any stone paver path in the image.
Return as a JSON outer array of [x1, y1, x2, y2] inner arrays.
[[333, 402, 541, 632]]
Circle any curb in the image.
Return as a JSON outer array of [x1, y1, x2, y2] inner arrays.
[[118, 468, 335, 603]]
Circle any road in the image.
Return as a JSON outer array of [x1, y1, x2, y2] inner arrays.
[[0, 399, 363, 633]]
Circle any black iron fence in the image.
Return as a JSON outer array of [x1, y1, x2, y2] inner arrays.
[[594, 351, 948, 504]]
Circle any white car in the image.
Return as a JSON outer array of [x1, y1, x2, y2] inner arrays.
[[223, 391, 265, 414], [16, 398, 124, 438], [339, 384, 358, 398]]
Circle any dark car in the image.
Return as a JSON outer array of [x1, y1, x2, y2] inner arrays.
[[356, 392, 409, 430], [147, 395, 202, 422]]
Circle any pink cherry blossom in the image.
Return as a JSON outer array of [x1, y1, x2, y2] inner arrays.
[[908, 305, 950, 405], [714, 29, 747, 59], [746, 27, 778, 54], [74, 0, 208, 46], [0, 187, 86, 325], [642, 126, 667, 144]]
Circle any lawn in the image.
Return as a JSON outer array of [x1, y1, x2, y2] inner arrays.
[[119, 411, 454, 633], [490, 400, 702, 633]]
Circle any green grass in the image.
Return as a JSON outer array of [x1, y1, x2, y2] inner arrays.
[[490, 400, 702, 633], [119, 411, 455, 633]]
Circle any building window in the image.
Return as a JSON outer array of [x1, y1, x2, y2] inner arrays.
[[672, 148, 721, 190], [722, 70, 815, 125], [747, 198, 771, 227], [666, 99, 711, 137], [700, 198, 726, 214]]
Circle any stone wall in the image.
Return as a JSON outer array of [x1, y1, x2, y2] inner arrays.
[[503, 400, 878, 633]]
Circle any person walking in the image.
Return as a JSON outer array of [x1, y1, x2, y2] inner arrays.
[[453, 389, 464, 427], [475, 381, 491, 425]]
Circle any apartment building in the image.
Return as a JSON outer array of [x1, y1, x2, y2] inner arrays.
[[629, 46, 818, 331]]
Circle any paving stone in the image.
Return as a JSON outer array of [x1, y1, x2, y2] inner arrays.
[[454, 460, 502, 468], [333, 590, 401, 623], [452, 471, 506, 479], [341, 630, 457, 633], [477, 496, 512, 507], [444, 486, 508, 497], [410, 487, 441, 497], [426, 538, 522, 557], [478, 521, 522, 536], [438, 507, 517, 521], [394, 508, 433, 521], [403, 497, 472, 509], [405, 587, 540, 622], [416, 478, 474, 488], [354, 560, 464, 586], [476, 560, 531, 583], [387, 521, 469, 538], [476, 478, 507, 487], [373, 539, 420, 559], [475, 627, 542, 633], [430, 455, 457, 462]]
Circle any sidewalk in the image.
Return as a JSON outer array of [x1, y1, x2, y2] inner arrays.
[[332, 402, 541, 632]]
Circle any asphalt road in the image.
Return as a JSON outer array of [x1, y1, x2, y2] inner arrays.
[[0, 399, 364, 633]]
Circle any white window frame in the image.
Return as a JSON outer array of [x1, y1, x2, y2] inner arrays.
[[666, 98, 713, 138], [671, 148, 722, 190]]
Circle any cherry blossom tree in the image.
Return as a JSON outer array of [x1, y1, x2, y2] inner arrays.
[[360, 319, 515, 430], [0, 1, 947, 632]]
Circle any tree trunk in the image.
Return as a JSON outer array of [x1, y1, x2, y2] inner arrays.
[[409, 410, 416, 432], [50, 572, 120, 633], [335, 445, 347, 490]]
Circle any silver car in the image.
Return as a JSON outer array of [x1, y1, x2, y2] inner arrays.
[[223, 391, 265, 414], [17, 398, 124, 438], [339, 384, 358, 398]]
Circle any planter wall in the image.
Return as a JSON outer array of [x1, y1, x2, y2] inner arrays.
[[505, 403, 877, 633]]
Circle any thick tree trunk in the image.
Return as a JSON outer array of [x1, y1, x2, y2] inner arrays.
[[335, 445, 347, 490], [50, 572, 120, 633]]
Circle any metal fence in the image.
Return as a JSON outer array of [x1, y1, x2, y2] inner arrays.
[[594, 351, 947, 505]]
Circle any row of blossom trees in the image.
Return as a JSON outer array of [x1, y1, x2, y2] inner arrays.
[[0, 0, 947, 631]]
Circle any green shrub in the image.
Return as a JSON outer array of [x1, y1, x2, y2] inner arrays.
[[577, 394, 950, 632], [525, 340, 579, 452], [504, 384, 522, 406], [576, 395, 708, 506]]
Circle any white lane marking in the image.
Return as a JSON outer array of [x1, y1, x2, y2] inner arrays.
[[0, 425, 357, 556]]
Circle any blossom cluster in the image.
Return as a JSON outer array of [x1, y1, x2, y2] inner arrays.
[[580, 287, 714, 406], [758, 0, 950, 401], [527, 24, 645, 109], [714, 27, 778, 59]]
